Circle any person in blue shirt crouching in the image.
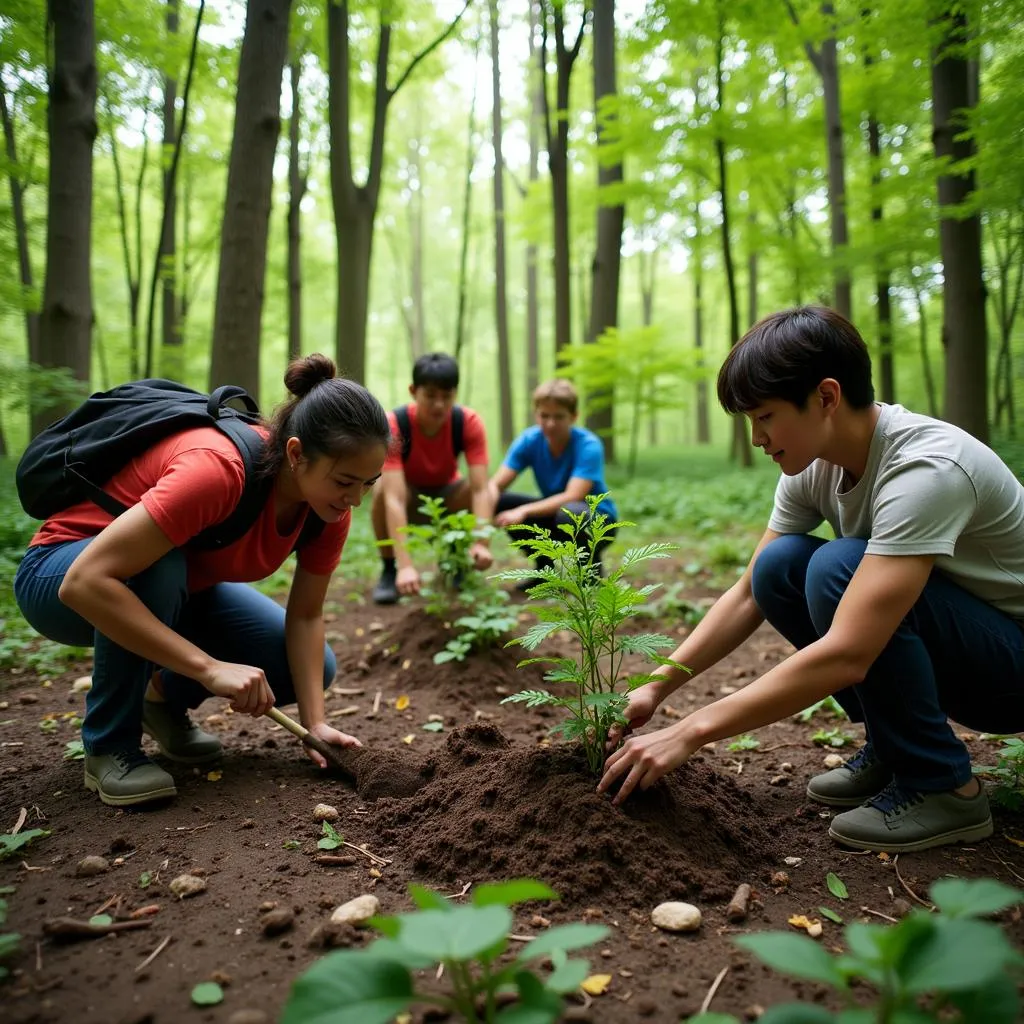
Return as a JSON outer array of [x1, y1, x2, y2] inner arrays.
[[490, 379, 618, 586]]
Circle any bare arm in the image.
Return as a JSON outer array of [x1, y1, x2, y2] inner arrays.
[[380, 469, 413, 570], [503, 475, 593, 520]]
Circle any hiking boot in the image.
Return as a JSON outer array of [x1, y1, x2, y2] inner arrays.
[[373, 565, 399, 605], [806, 744, 891, 807], [142, 700, 222, 764], [828, 779, 993, 853], [84, 750, 177, 807]]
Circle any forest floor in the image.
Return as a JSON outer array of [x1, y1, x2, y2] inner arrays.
[[3, 564, 1024, 1024]]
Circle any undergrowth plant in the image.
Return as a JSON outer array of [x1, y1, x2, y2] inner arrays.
[[498, 496, 678, 775], [281, 879, 608, 1024], [687, 877, 1024, 1024], [0, 894, 18, 980], [975, 736, 1024, 809]]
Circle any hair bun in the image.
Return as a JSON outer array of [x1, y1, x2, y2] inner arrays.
[[285, 353, 337, 398]]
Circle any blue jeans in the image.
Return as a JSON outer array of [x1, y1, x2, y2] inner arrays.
[[14, 540, 336, 756], [750, 535, 1024, 792]]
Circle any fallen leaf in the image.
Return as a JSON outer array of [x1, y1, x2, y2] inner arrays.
[[88, 914, 113, 927], [580, 974, 613, 996], [191, 982, 224, 1006], [395, 1015, 412, 1024], [369, 867, 383, 878], [877, 852, 891, 861], [206, 770, 222, 782], [819, 906, 843, 925], [826, 872, 849, 900], [395, 695, 410, 711], [1004, 836, 1024, 849], [402, 658, 412, 670], [422, 721, 443, 732], [401, 734, 415, 744], [787, 914, 822, 935]]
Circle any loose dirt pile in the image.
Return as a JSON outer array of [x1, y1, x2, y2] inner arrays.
[[368, 723, 779, 906]]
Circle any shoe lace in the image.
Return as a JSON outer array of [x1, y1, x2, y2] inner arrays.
[[866, 780, 924, 816], [112, 749, 153, 773], [844, 745, 877, 774]]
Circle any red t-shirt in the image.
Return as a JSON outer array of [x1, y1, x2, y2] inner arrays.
[[381, 404, 488, 488], [29, 426, 350, 592]]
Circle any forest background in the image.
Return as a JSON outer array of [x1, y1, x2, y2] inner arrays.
[[1, 0, 1022, 476]]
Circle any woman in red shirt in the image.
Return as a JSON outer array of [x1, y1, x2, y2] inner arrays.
[[14, 354, 390, 807]]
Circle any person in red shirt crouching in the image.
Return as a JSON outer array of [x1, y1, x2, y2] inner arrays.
[[371, 353, 493, 604], [13, 355, 391, 807]]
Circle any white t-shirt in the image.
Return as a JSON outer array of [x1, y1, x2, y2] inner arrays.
[[767, 404, 1024, 622]]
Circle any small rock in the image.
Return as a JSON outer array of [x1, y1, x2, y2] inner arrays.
[[211, 969, 233, 986], [75, 856, 110, 877], [204, 714, 226, 728], [330, 893, 380, 926], [823, 753, 844, 769], [582, 907, 604, 920], [779, 762, 794, 773], [743, 1005, 766, 1020], [806, 922, 823, 938], [18, 693, 40, 705], [71, 676, 93, 694], [169, 874, 207, 899], [891, 897, 913, 918], [770, 871, 790, 889], [427, 714, 444, 723], [259, 901, 277, 912], [671, 982, 687, 997], [769, 774, 789, 786], [261, 908, 295, 937], [227, 1012, 270, 1024], [600, 948, 612, 958], [313, 803, 339, 823], [240, 818, 255, 829], [529, 914, 550, 928], [783, 856, 803, 867], [651, 901, 701, 932]]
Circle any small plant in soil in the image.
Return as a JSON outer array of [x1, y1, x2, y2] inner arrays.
[[812, 726, 855, 748], [0, 829, 49, 860], [497, 496, 678, 775], [796, 695, 848, 722], [726, 734, 760, 752], [687, 877, 1024, 1024], [975, 736, 1024, 809], [281, 879, 608, 1024], [436, 595, 520, 665], [0, 897, 19, 980]]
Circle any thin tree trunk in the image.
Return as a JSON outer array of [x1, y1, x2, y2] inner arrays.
[[159, 0, 182, 381], [990, 212, 1022, 433], [693, 224, 709, 444], [525, 0, 541, 418], [287, 58, 308, 363], [327, 0, 470, 385], [914, 284, 939, 418], [454, 33, 481, 363], [640, 248, 657, 447], [35, 0, 97, 435], [931, 5, 988, 440], [409, 103, 426, 359], [747, 208, 758, 327], [780, 71, 802, 306], [488, 0, 514, 447]]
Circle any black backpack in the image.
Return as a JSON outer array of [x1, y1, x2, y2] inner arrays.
[[393, 404, 465, 462], [16, 379, 325, 552]]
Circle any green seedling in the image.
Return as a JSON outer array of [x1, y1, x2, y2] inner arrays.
[[281, 878, 608, 1024], [318, 822, 343, 851], [138, 872, 152, 889], [0, 829, 50, 861], [726, 734, 760, 752], [796, 696, 848, 723], [435, 592, 519, 665], [975, 736, 1024, 810], [685, 877, 1024, 1024], [812, 727, 855, 748], [63, 739, 85, 761], [282, 839, 302, 851], [498, 496, 679, 775], [38, 717, 58, 734]]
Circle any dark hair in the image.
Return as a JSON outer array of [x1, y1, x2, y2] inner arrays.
[[717, 306, 875, 413], [261, 353, 392, 476], [412, 353, 459, 390]]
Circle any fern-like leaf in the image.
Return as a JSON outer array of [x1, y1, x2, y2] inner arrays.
[[500, 690, 560, 708]]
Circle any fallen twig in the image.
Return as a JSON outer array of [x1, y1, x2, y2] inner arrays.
[[860, 906, 899, 923], [129, 905, 161, 919], [20, 861, 50, 873], [371, 690, 382, 715], [314, 854, 357, 867], [92, 894, 122, 917], [445, 881, 472, 900], [990, 849, 1024, 886], [43, 916, 154, 942], [163, 823, 211, 834], [10, 807, 27, 835], [343, 841, 391, 866], [892, 855, 933, 910], [726, 883, 752, 922], [332, 687, 365, 697], [507, 934, 534, 941], [699, 965, 730, 1015], [135, 934, 172, 973]]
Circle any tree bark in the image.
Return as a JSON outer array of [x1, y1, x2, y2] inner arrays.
[[585, 0, 621, 462], [913, 283, 939, 419], [693, 216, 710, 445], [990, 211, 1022, 433], [207, 0, 289, 398], [159, 0, 182, 381], [640, 248, 657, 447], [524, 1, 542, 421], [454, 35, 480, 363], [747, 208, 758, 328], [35, 0, 97, 435], [287, 58, 307, 363], [408, 104, 427, 359], [931, 5, 988, 440], [866, 109, 894, 403]]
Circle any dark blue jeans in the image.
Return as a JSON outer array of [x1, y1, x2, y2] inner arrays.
[[14, 540, 336, 756], [496, 493, 617, 561], [750, 535, 1024, 792]]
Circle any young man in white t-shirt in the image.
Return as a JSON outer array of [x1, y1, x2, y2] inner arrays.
[[599, 306, 1024, 852]]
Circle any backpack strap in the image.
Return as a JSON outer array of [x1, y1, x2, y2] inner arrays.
[[451, 405, 465, 459], [394, 405, 413, 462]]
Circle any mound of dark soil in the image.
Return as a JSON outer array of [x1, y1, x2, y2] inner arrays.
[[369, 723, 779, 907]]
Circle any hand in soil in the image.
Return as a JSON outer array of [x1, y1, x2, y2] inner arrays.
[[598, 721, 697, 805], [305, 721, 362, 768]]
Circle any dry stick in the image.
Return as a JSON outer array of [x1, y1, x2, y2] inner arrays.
[[726, 883, 752, 922], [860, 906, 899, 923], [315, 854, 357, 866], [507, 934, 534, 941], [10, 806, 26, 835], [20, 861, 50, 872], [699, 965, 730, 1015], [372, 690, 383, 714], [445, 881, 472, 899], [333, 687, 365, 697], [135, 934, 172, 973], [35, 941, 42, 972], [43, 917, 154, 941], [990, 849, 1024, 887], [343, 842, 390, 867], [93, 893, 122, 917], [892, 855, 933, 909]]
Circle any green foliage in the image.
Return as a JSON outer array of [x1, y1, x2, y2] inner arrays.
[[0, 829, 50, 860], [797, 696, 849, 723], [434, 592, 520, 665], [318, 821, 343, 851], [281, 879, 608, 1024], [686, 878, 1024, 1024], [812, 727, 856, 749], [975, 736, 1024, 810], [498, 496, 679, 776], [726, 734, 760, 752], [62, 740, 85, 761]]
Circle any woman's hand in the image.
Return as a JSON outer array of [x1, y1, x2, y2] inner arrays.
[[606, 681, 663, 748], [201, 661, 275, 716], [469, 541, 493, 570], [494, 506, 528, 528], [397, 565, 421, 596], [305, 721, 362, 769], [598, 720, 699, 806]]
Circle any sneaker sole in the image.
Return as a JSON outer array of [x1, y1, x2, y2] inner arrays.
[[372, 592, 399, 605], [142, 726, 224, 765], [828, 815, 994, 853], [84, 771, 177, 807]]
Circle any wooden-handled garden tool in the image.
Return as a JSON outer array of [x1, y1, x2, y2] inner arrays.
[[265, 705, 356, 778]]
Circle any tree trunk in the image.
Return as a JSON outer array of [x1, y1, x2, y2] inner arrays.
[[540, 1, 588, 352], [454, 35, 480, 363], [641, 248, 657, 447], [867, 108, 894, 403], [990, 213, 1022, 433], [747, 208, 758, 328], [780, 71, 802, 306], [287, 58, 307, 363], [525, 0, 541, 419], [585, 0, 622, 462], [159, 0, 182, 381], [713, 14, 750, 467], [0, 87, 41, 420], [36, 0, 97, 435], [693, 228, 710, 445], [208, 0, 290, 399], [408, 104, 427, 359], [913, 284, 939, 419], [931, 6, 988, 441], [488, 0, 514, 447]]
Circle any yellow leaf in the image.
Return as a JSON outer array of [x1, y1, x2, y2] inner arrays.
[[402, 734, 415, 745], [395, 695, 410, 711], [395, 1015, 412, 1024], [355, 627, 365, 637], [1005, 836, 1024, 849], [877, 852, 891, 862], [206, 770, 222, 782], [580, 974, 612, 996], [788, 914, 818, 933], [369, 867, 382, 878]]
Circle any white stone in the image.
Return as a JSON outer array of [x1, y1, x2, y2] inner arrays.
[[823, 753, 844, 769], [651, 901, 701, 933], [313, 803, 340, 822], [330, 894, 380, 926], [783, 856, 803, 868], [169, 873, 207, 899], [71, 676, 93, 695]]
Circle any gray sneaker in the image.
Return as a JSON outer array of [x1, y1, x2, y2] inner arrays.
[[84, 750, 177, 807], [142, 700, 223, 764], [806, 745, 891, 807], [828, 780, 993, 853]]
